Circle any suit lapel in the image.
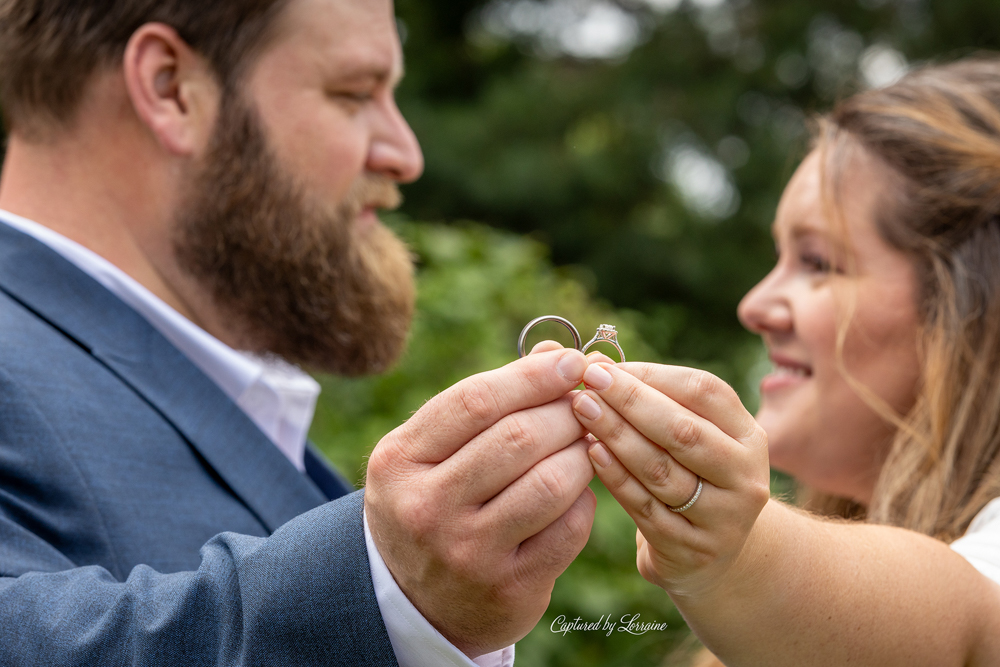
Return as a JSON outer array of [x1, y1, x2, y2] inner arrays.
[[304, 445, 354, 500], [0, 223, 328, 533]]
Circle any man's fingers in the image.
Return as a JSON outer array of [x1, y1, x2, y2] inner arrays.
[[531, 340, 565, 354], [512, 484, 597, 583], [617, 363, 764, 447], [391, 349, 588, 464], [439, 395, 587, 504], [480, 439, 595, 546]]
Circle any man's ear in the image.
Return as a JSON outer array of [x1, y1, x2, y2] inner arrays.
[[122, 23, 219, 156]]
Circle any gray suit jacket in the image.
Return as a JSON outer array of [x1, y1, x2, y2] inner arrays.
[[0, 223, 398, 665]]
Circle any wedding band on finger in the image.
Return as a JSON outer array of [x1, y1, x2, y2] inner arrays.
[[668, 477, 703, 513], [518, 316, 583, 358], [582, 324, 626, 363]]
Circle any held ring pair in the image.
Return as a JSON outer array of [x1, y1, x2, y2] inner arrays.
[[517, 316, 626, 362], [517, 315, 702, 514]]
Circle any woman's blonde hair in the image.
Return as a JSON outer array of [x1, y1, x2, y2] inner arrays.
[[805, 56, 1000, 542], [686, 55, 1000, 667]]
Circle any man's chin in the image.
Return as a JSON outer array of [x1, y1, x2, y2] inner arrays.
[[277, 306, 413, 377], [302, 236, 415, 376]]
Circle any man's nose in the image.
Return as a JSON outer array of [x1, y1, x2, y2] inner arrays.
[[367, 100, 424, 184]]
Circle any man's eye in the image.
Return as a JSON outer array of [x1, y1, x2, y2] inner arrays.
[[328, 90, 375, 105]]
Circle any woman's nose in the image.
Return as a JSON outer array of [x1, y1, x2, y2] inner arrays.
[[738, 270, 793, 335]]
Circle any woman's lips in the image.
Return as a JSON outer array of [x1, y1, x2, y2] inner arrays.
[[760, 354, 813, 394]]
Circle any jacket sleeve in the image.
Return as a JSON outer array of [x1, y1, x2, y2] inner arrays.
[[0, 489, 400, 667]]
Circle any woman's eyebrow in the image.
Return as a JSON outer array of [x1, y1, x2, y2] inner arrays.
[[771, 219, 828, 242], [789, 221, 832, 243]]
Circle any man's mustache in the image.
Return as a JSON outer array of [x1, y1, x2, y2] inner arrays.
[[342, 176, 403, 218]]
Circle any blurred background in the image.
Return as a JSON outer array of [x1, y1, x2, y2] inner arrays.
[[310, 1, 1000, 664]]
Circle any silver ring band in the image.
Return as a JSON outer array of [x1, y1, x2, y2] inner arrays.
[[582, 324, 626, 363], [518, 316, 583, 358], [668, 478, 703, 513]]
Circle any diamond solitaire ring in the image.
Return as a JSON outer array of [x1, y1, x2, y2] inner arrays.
[[582, 324, 626, 363]]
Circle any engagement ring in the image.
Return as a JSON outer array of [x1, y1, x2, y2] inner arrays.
[[582, 323, 626, 362]]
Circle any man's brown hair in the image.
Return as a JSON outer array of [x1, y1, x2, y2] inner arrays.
[[0, 0, 289, 135]]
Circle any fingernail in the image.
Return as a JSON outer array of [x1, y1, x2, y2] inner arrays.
[[583, 363, 613, 391], [574, 394, 602, 421], [531, 340, 564, 354], [557, 351, 587, 383], [589, 442, 612, 468]]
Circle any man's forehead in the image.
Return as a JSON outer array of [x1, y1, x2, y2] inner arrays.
[[270, 0, 402, 78]]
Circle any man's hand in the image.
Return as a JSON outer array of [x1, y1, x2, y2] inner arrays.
[[364, 347, 597, 657]]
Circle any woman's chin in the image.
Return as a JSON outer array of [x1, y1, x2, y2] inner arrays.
[[751, 418, 809, 479], [767, 449, 872, 503], [765, 446, 801, 480], [753, 409, 794, 452]]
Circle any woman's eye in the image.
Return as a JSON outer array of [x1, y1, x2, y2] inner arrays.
[[801, 253, 833, 273]]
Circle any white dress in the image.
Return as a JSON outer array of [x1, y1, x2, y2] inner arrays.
[[950, 497, 1000, 584]]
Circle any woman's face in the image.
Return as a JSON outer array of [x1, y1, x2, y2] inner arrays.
[[737, 147, 922, 504]]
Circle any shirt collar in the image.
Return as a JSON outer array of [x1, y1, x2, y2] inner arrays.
[[0, 209, 317, 471]]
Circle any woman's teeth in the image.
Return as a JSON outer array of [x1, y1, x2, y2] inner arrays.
[[773, 364, 810, 377]]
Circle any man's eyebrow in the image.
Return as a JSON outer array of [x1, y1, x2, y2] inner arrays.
[[329, 60, 405, 87]]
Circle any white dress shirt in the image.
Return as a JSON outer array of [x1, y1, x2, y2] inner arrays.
[[0, 210, 513, 667]]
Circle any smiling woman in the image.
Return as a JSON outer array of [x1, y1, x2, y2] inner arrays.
[[784, 63, 1000, 540], [572, 55, 1000, 667], [737, 145, 923, 508]]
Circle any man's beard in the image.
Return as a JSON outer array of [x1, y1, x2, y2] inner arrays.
[[173, 95, 416, 376]]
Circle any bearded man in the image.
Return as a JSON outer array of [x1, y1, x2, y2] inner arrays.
[[0, 0, 598, 665]]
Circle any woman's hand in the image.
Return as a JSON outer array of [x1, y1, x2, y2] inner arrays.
[[571, 360, 771, 597], [572, 358, 1000, 667]]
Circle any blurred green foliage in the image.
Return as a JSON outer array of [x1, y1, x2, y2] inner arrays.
[[393, 0, 1000, 370], [312, 1, 1000, 665]]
